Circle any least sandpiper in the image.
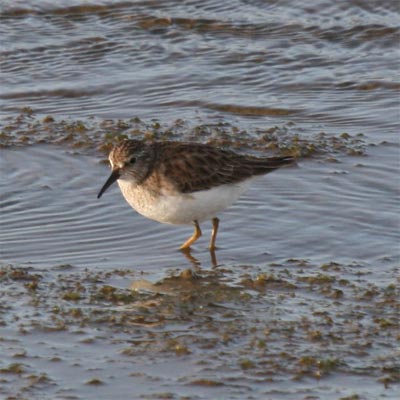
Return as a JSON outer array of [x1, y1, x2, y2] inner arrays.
[[97, 140, 294, 251]]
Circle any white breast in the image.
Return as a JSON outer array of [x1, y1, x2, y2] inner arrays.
[[117, 179, 253, 225]]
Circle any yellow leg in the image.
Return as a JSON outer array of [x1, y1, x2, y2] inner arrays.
[[209, 217, 219, 251], [180, 220, 202, 250]]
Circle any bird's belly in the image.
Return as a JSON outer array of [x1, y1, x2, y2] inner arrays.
[[117, 180, 252, 225]]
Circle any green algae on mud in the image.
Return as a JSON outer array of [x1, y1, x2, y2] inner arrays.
[[0, 259, 398, 399], [0, 111, 366, 159]]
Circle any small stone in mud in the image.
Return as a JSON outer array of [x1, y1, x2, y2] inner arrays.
[[179, 269, 197, 280], [0, 363, 25, 374], [174, 344, 191, 356], [43, 115, 55, 123], [239, 359, 255, 370], [191, 379, 224, 386], [86, 378, 104, 385], [62, 291, 81, 301], [24, 280, 39, 291]]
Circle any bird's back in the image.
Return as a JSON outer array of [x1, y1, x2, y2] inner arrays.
[[151, 141, 294, 193]]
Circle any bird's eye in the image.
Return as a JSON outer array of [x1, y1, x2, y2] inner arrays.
[[129, 157, 136, 164]]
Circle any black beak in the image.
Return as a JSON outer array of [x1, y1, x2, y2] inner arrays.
[[97, 169, 120, 199]]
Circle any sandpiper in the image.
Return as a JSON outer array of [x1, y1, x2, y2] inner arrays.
[[98, 139, 294, 251]]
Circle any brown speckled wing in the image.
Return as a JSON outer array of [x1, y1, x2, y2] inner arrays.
[[154, 142, 294, 193]]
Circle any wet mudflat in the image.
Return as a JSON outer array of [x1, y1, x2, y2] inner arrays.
[[0, 137, 398, 400], [0, 249, 398, 400]]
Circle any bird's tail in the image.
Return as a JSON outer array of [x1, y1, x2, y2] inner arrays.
[[249, 155, 295, 176]]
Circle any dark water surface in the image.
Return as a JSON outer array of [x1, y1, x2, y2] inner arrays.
[[0, 1, 399, 399], [1, 0, 399, 139]]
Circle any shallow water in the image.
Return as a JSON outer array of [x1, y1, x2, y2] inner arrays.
[[1, 0, 399, 140], [0, 0, 399, 399], [0, 143, 398, 399], [0, 144, 399, 273]]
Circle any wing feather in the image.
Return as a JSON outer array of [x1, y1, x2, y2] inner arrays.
[[153, 142, 293, 193]]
